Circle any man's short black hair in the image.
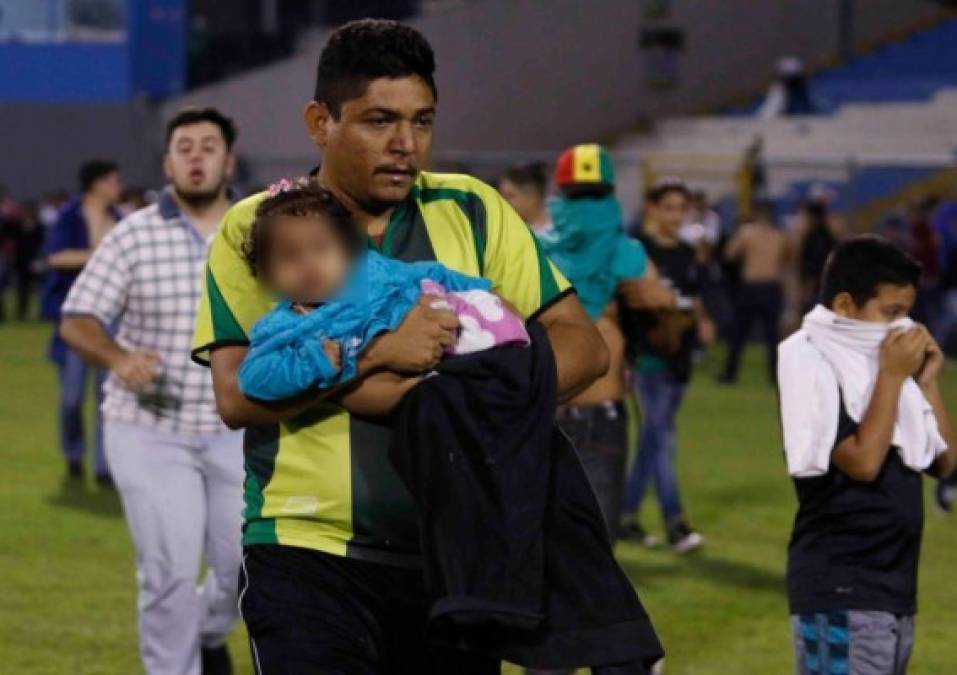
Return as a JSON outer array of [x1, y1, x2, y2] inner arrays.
[[647, 178, 691, 204], [820, 235, 922, 307], [79, 159, 118, 193], [314, 19, 437, 118], [165, 106, 238, 150]]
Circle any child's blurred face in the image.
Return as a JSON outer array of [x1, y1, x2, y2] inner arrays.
[[833, 283, 916, 324], [265, 214, 351, 302]]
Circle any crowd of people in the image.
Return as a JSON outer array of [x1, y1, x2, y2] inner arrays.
[[4, 17, 957, 675]]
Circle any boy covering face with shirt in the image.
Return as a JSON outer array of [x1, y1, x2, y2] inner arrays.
[[778, 235, 957, 675]]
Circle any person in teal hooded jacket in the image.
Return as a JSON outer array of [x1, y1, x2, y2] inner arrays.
[[526, 145, 675, 545]]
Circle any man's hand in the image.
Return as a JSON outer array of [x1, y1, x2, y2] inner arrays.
[[323, 339, 342, 371], [364, 295, 459, 373], [111, 351, 161, 390], [880, 327, 930, 382], [618, 278, 676, 311]]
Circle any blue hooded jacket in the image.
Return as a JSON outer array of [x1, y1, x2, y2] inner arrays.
[[238, 250, 490, 401]]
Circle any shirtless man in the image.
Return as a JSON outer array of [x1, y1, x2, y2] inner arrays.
[[719, 201, 790, 384]]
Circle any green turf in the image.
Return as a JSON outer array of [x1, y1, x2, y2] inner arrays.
[[2, 320, 956, 674]]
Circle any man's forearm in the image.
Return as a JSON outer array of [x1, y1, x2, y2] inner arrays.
[[546, 319, 609, 403], [337, 372, 420, 418], [210, 342, 391, 429], [60, 315, 126, 369], [48, 249, 92, 271]]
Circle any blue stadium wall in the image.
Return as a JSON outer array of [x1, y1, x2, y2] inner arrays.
[[0, 0, 185, 102]]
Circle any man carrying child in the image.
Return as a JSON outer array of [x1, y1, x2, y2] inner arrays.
[[192, 19, 625, 673]]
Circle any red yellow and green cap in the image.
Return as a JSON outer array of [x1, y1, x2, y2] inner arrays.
[[553, 143, 616, 196]]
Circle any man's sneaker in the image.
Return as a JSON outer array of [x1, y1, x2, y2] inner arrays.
[[935, 480, 956, 515], [667, 520, 704, 554], [201, 645, 232, 675], [618, 516, 659, 548]]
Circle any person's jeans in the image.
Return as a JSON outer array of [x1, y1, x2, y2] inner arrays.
[[58, 347, 108, 475], [557, 401, 628, 541], [622, 369, 686, 523]]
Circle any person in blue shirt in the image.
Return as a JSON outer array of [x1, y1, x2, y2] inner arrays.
[[40, 159, 122, 483]]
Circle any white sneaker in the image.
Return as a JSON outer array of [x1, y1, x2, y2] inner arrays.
[[667, 521, 704, 554]]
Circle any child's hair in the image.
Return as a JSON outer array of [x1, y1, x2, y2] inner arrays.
[[820, 234, 922, 307], [243, 178, 361, 278]]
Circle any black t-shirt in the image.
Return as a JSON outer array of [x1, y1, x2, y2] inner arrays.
[[787, 400, 924, 615], [621, 235, 700, 380], [799, 225, 836, 283]]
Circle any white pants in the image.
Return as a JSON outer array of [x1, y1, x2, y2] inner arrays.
[[105, 421, 245, 675]]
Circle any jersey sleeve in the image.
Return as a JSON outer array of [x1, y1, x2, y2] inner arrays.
[[192, 193, 274, 366], [478, 183, 573, 319]]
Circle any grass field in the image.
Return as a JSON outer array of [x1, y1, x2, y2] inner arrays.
[[3, 318, 957, 674]]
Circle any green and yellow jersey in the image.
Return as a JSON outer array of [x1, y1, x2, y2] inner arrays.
[[192, 171, 572, 567]]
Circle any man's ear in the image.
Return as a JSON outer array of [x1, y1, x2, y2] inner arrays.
[[831, 291, 855, 318], [304, 101, 332, 149], [162, 153, 173, 182]]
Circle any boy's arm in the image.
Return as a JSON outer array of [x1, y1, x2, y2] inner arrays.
[[832, 328, 929, 482]]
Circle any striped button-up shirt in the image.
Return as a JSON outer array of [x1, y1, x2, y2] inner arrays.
[[62, 189, 232, 436]]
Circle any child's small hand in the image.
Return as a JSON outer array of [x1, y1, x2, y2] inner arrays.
[[323, 339, 342, 371]]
